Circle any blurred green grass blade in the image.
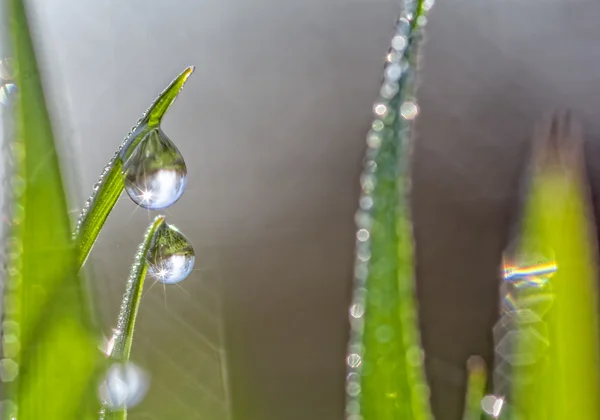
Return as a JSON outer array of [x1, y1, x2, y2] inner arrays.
[[510, 113, 600, 419], [74, 67, 194, 268], [345, 2, 434, 420], [3, 0, 102, 418], [462, 356, 487, 420]]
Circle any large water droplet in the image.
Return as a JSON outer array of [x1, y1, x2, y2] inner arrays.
[[122, 128, 187, 210], [146, 222, 195, 284], [99, 362, 149, 410]]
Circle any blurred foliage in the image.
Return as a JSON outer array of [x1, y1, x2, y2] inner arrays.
[[508, 113, 600, 419], [2, 0, 102, 418]]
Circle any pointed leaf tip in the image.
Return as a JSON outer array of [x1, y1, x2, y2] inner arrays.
[[147, 66, 195, 126]]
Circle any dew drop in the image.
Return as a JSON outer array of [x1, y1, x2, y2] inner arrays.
[[0, 58, 16, 80], [99, 362, 149, 410], [146, 222, 195, 284], [122, 128, 187, 210], [0, 84, 17, 106], [347, 353, 362, 368]]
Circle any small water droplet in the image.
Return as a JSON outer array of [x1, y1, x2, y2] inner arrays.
[[123, 128, 187, 210], [391, 35, 407, 51], [350, 303, 365, 318], [346, 381, 361, 397], [373, 103, 388, 117], [0, 359, 18, 382], [356, 229, 370, 242], [366, 131, 382, 149], [372, 120, 384, 131], [146, 222, 195, 284], [380, 82, 399, 99], [0, 84, 17, 106], [347, 353, 362, 368], [0, 400, 17, 419], [359, 195, 373, 210], [400, 101, 419, 119], [481, 395, 504, 418], [386, 51, 402, 64], [99, 362, 149, 410], [384, 64, 402, 82], [0, 58, 16, 80]]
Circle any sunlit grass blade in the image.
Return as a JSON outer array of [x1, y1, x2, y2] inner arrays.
[[345, 1, 434, 420], [2, 0, 102, 418], [73, 67, 194, 268], [99, 216, 166, 420], [110, 215, 166, 362], [462, 356, 487, 420], [508, 113, 600, 419]]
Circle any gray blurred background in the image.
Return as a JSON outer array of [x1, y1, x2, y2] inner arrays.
[[13, 0, 600, 419]]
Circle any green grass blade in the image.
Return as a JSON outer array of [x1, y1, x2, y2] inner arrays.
[[98, 216, 165, 420], [345, 2, 434, 420], [110, 215, 165, 361], [3, 0, 102, 418], [462, 356, 487, 420], [508, 113, 600, 419], [73, 67, 194, 268]]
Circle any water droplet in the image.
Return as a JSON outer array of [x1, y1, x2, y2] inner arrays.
[[481, 395, 504, 418], [372, 120, 384, 131], [0, 84, 17, 106], [99, 362, 149, 410], [146, 222, 195, 284], [384, 64, 402, 82], [356, 229, 370, 242], [380, 82, 399, 99], [350, 303, 365, 319], [391, 35, 407, 51], [400, 101, 419, 119], [359, 195, 373, 210], [366, 131, 382, 149], [373, 103, 388, 117], [0, 58, 16, 80], [347, 353, 362, 368], [123, 128, 187, 210], [0, 359, 18, 382], [0, 400, 17, 419], [346, 381, 361, 397], [386, 51, 402, 64]]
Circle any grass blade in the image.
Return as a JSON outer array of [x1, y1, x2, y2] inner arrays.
[[462, 356, 487, 420], [110, 215, 165, 361], [73, 67, 194, 268], [508, 113, 600, 419], [99, 215, 166, 420], [345, 1, 434, 419], [2, 0, 102, 418]]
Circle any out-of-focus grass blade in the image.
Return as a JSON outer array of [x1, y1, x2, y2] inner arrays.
[[345, 1, 434, 420], [73, 67, 194, 268], [99, 215, 166, 420], [3, 0, 102, 418], [462, 356, 486, 420], [510, 113, 600, 419]]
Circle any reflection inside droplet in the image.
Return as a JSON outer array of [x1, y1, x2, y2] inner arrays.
[[123, 128, 187, 210], [146, 222, 195, 284], [99, 362, 149, 410]]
